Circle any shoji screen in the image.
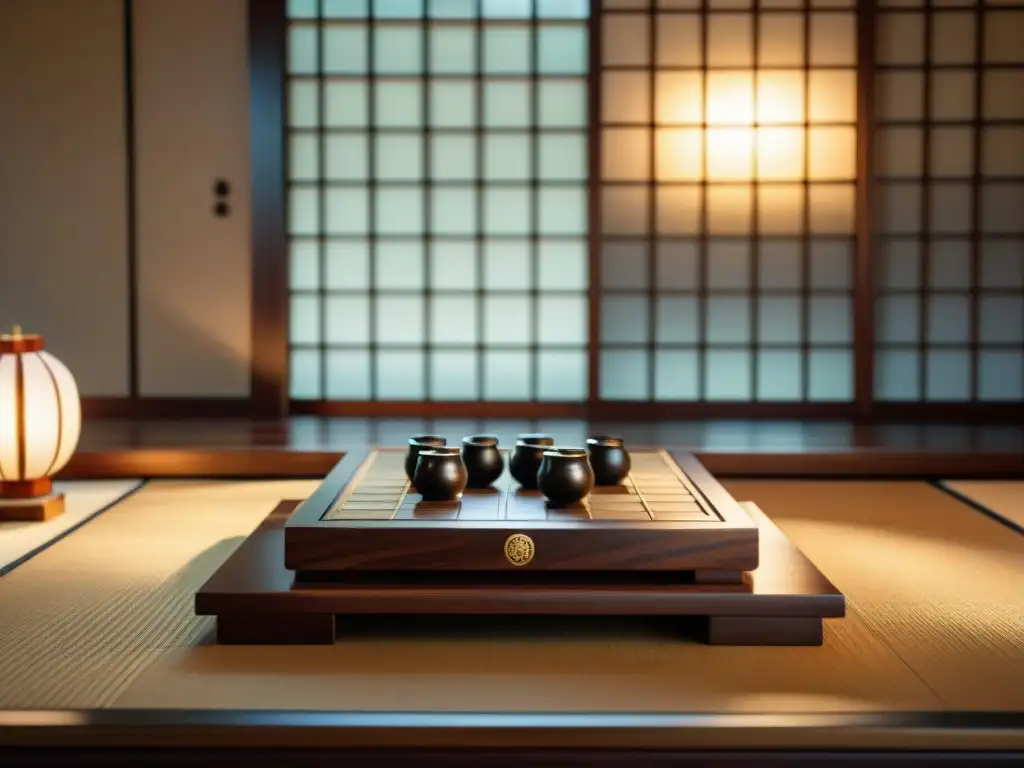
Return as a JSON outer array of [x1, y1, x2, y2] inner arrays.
[[874, 0, 1024, 402], [286, 0, 590, 402], [598, 0, 858, 403]]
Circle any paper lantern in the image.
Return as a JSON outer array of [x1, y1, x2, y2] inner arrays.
[[0, 326, 81, 521]]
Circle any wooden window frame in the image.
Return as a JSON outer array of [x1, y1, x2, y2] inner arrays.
[[243, 0, 1022, 423]]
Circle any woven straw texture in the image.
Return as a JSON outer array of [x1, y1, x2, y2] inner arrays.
[[0, 480, 1021, 713], [1, 480, 141, 573], [726, 480, 1024, 711], [0, 479, 320, 708], [943, 480, 1024, 530]]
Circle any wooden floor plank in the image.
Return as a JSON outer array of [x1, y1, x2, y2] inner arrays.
[[57, 418, 1024, 480]]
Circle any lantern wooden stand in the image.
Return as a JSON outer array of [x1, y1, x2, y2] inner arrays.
[[0, 482, 65, 522], [0, 326, 81, 522]]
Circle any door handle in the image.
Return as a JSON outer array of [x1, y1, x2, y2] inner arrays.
[[213, 178, 231, 217]]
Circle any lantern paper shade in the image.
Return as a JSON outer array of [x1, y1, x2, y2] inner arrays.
[[0, 327, 81, 521]]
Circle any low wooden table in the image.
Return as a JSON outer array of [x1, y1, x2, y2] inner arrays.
[[196, 449, 845, 646]]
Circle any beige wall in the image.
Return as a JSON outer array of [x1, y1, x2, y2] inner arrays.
[[0, 0, 131, 396], [133, 0, 252, 397], [0, 0, 252, 398]]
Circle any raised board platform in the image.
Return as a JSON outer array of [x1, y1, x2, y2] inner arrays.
[[196, 500, 845, 647], [283, 449, 760, 576]]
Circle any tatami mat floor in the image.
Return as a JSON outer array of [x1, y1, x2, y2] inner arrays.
[[725, 481, 1024, 711], [0, 480, 141, 574], [0, 479, 1021, 714], [0, 480, 320, 709], [940, 480, 1024, 532]]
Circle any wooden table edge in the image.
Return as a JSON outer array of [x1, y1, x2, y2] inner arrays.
[[57, 448, 1024, 480], [1, 711, 1023, 751]]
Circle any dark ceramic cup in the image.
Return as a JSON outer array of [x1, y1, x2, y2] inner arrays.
[[586, 435, 631, 486], [461, 435, 504, 488], [413, 450, 468, 501], [508, 434, 555, 489], [537, 448, 595, 506], [405, 435, 446, 484]]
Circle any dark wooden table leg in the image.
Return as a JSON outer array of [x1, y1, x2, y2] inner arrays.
[[704, 616, 823, 646], [693, 570, 744, 584], [216, 613, 336, 645]]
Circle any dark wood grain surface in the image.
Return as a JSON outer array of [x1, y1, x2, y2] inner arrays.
[[195, 499, 842, 637], [4, 746, 1024, 768], [55, 418, 1024, 480], [3, 713, 1023, 759], [283, 450, 759, 573]]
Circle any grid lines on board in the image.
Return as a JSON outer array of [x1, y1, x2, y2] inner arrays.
[[873, 0, 1024, 403], [598, 0, 858, 403], [322, 449, 711, 521], [285, 0, 591, 402]]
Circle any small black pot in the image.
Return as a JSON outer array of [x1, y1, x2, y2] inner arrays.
[[461, 435, 504, 488], [537, 448, 594, 506], [509, 434, 555, 489], [405, 435, 446, 484], [413, 450, 468, 501], [517, 433, 556, 446], [586, 435, 631, 486]]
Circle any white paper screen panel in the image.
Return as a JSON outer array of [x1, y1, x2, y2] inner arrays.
[[873, 3, 1024, 402], [599, 4, 857, 402], [286, 0, 590, 401]]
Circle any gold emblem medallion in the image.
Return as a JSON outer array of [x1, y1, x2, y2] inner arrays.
[[504, 533, 535, 566]]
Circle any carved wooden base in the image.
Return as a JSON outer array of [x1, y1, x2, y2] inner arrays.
[[705, 616, 824, 646], [197, 502, 845, 648], [694, 570, 744, 585], [215, 613, 336, 645], [212, 614, 825, 647], [0, 493, 65, 522]]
